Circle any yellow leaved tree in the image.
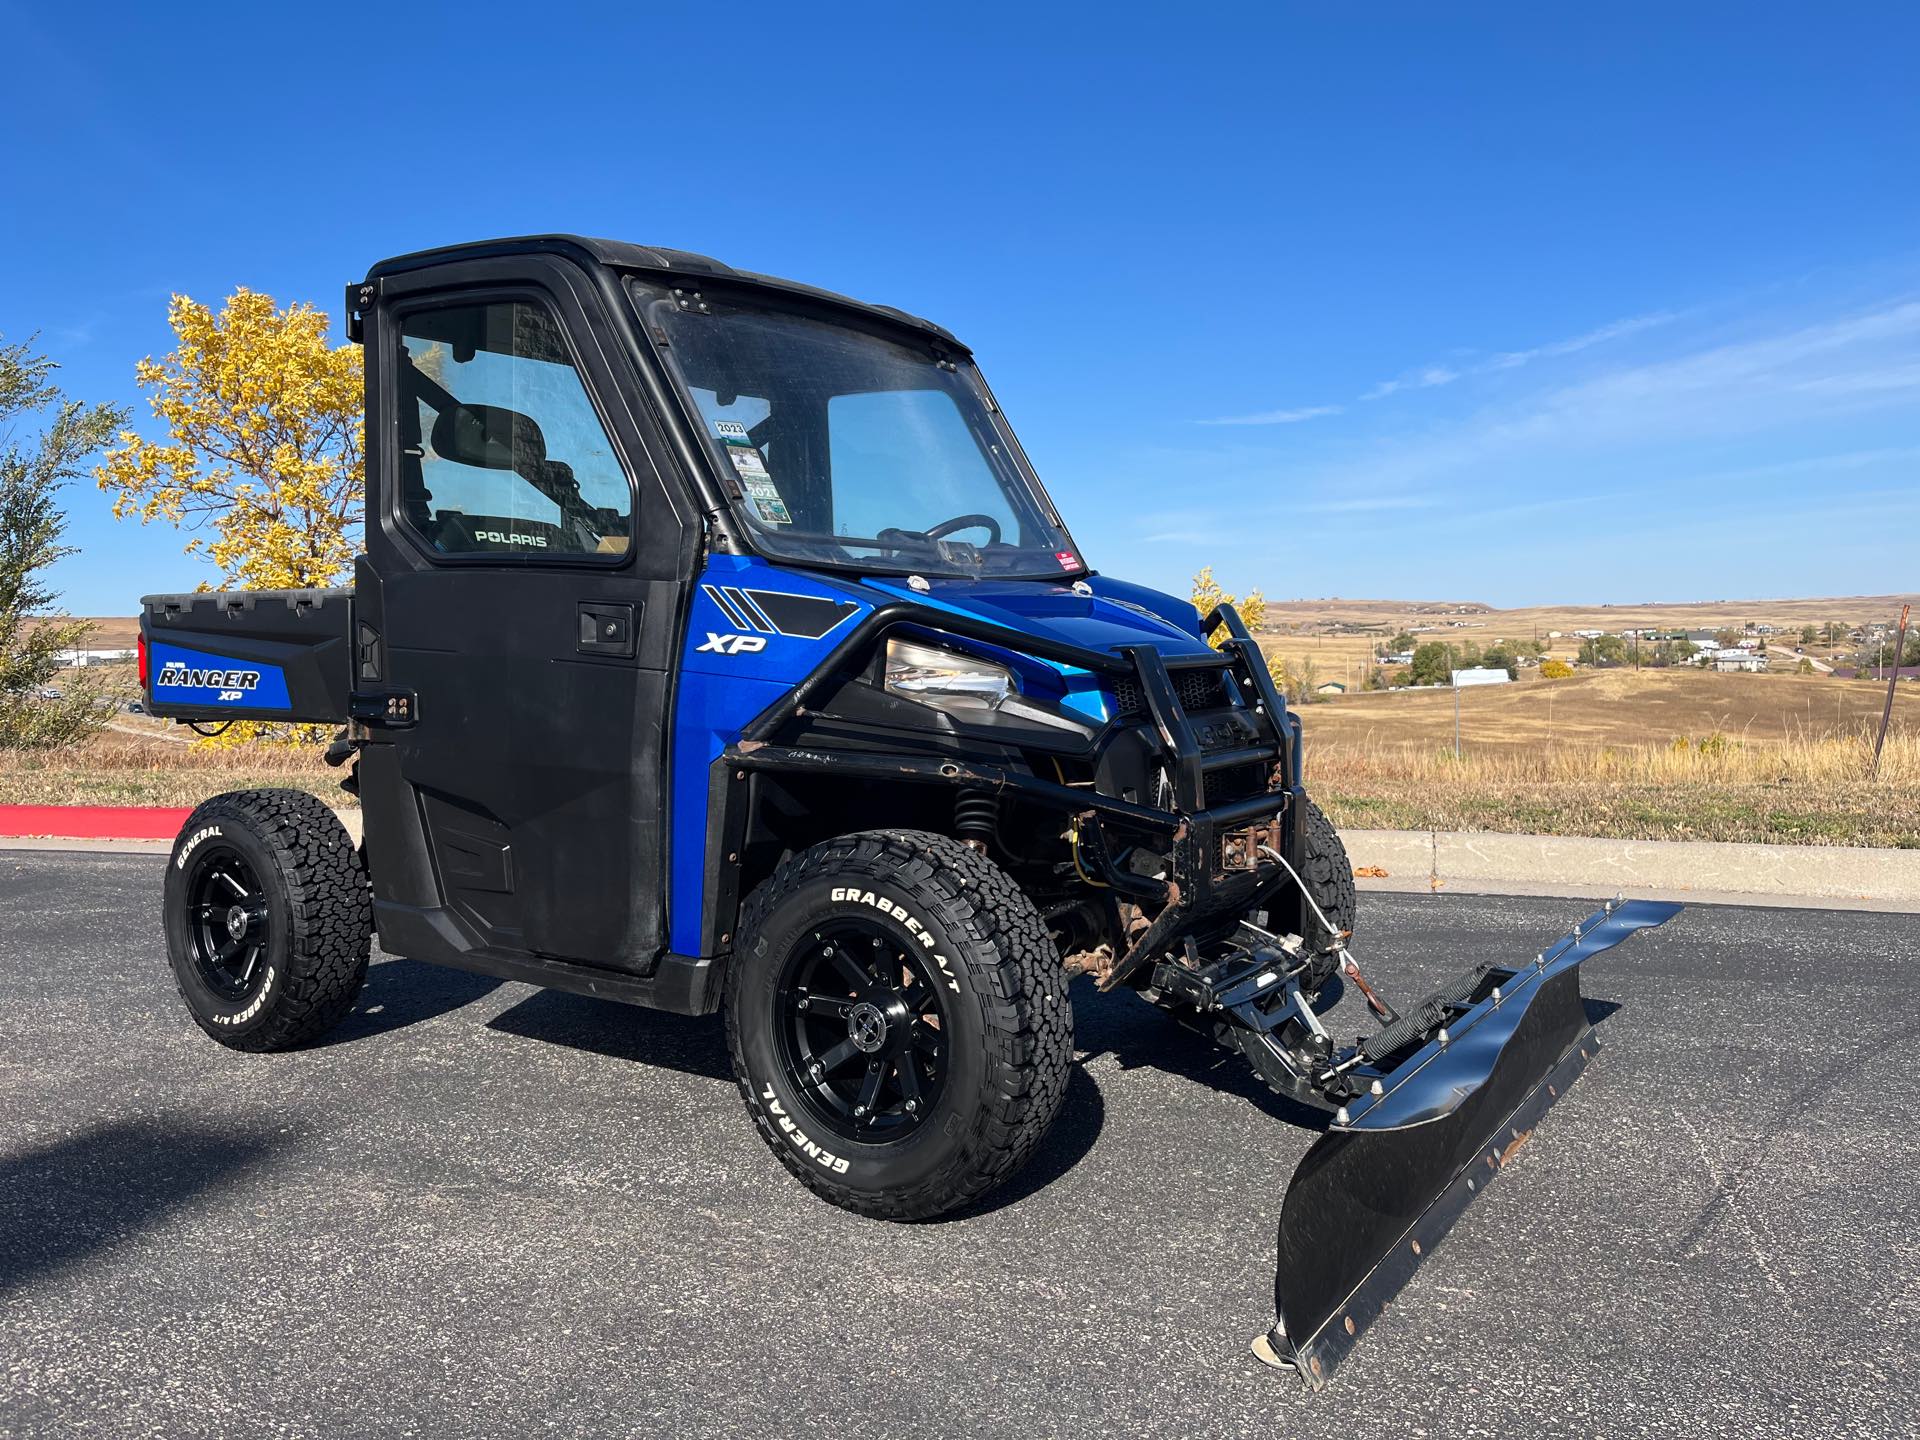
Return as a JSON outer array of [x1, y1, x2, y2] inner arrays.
[[96, 290, 363, 743], [1189, 565, 1267, 648], [96, 289, 362, 591]]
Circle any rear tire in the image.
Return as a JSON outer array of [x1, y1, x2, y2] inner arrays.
[[1299, 795, 1357, 940], [726, 829, 1072, 1220], [163, 789, 371, 1052]]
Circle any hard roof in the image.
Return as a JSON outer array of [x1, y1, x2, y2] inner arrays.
[[364, 234, 965, 350]]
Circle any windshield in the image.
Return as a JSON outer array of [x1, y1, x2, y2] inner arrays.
[[634, 281, 1084, 579]]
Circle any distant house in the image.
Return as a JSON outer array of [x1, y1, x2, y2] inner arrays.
[[1315, 681, 1348, 695], [1451, 668, 1513, 687], [1709, 648, 1767, 673], [1380, 652, 1414, 666]]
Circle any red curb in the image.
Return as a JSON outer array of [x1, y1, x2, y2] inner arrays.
[[0, 805, 194, 841]]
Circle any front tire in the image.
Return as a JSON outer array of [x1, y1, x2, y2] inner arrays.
[[726, 829, 1072, 1220], [163, 789, 372, 1052], [1298, 795, 1357, 941]]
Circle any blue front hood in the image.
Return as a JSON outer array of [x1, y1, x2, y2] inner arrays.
[[855, 573, 1214, 660]]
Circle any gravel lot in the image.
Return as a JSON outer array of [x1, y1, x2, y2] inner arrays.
[[2, 851, 1913, 1438]]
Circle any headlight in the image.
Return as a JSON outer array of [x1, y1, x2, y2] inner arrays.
[[884, 638, 1013, 712]]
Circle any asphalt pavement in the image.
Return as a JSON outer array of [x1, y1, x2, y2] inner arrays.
[[2, 851, 1914, 1439]]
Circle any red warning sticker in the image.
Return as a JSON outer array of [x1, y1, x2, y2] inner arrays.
[[1055, 551, 1078, 570]]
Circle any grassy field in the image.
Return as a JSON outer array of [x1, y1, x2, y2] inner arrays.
[[1299, 667, 1918, 847]]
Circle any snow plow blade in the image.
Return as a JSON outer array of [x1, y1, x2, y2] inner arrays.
[[1253, 898, 1683, 1389]]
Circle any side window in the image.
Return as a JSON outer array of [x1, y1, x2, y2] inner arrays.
[[395, 300, 633, 558]]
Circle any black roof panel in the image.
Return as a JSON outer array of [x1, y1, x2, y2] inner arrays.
[[364, 234, 965, 350]]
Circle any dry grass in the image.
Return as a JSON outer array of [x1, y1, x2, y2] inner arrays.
[[0, 728, 344, 808], [1309, 729, 1920, 848], [1301, 667, 1899, 749]]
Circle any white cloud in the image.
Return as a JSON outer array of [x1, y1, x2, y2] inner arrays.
[[1484, 311, 1677, 371], [1197, 403, 1342, 427], [1213, 309, 1676, 425], [1362, 365, 1462, 401], [1299, 493, 1442, 514], [1302, 296, 1920, 497]]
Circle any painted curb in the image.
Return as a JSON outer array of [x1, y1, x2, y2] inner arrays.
[[1344, 828, 1920, 911], [0, 805, 195, 841]]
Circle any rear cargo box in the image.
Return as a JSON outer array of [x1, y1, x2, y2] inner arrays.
[[141, 589, 355, 724]]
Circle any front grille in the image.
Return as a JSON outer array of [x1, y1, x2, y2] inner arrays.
[[1204, 761, 1269, 804], [1110, 666, 1231, 721]]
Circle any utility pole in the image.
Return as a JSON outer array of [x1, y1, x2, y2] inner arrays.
[[1453, 675, 1462, 760], [1871, 604, 1910, 780]]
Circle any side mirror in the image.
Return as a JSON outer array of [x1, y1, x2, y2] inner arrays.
[[430, 403, 548, 471]]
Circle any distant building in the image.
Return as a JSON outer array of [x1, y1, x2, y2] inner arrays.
[[1451, 668, 1513, 687], [1380, 652, 1414, 666], [56, 646, 137, 668], [1315, 681, 1348, 695], [1709, 648, 1767, 673]]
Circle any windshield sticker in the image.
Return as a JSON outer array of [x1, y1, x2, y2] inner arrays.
[[1055, 550, 1079, 570], [753, 495, 793, 525], [714, 419, 752, 446], [728, 447, 771, 481]]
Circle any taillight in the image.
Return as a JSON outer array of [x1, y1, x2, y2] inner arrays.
[[137, 633, 149, 690]]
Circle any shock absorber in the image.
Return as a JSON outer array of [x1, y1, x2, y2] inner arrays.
[[954, 790, 999, 854]]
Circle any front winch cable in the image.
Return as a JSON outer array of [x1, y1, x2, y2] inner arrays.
[[1260, 843, 1399, 1024]]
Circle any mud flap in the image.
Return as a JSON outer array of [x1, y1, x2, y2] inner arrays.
[[1254, 899, 1682, 1389]]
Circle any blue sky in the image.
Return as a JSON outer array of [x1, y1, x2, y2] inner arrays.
[[5, 2, 1918, 614]]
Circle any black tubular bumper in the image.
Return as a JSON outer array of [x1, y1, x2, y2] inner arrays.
[[725, 599, 1299, 980]]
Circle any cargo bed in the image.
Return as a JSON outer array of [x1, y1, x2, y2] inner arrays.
[[140, 589, 356, 724]]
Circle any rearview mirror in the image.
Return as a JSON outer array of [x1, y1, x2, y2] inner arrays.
[[430, 403, 548, 471]]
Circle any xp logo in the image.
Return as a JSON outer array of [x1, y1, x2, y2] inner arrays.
[[697, 633, 767, 656]]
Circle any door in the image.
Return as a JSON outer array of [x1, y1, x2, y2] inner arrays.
[[359, 259, 691, 971]]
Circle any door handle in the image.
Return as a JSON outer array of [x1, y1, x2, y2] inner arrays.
[[577, 601, 637, 659]]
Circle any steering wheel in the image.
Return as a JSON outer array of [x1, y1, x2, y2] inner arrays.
[[924, 513, 1003, 545]]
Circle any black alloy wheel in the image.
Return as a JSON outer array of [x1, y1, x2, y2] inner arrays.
[[775, 919, 950, 1142], [184, 844, 272, 1001]]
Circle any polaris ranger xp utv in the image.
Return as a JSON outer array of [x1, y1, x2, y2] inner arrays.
[[140, 235, 1678, 1387]]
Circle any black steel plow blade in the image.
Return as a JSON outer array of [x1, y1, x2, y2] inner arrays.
[[1256, 899, 1682, 1389]]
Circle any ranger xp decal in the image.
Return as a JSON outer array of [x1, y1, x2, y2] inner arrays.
[[147, 642, 293, 709], [156, 664, 262, 693]]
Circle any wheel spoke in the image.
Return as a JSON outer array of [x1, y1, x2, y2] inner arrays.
[[211, 935, 243, 967], [217, 870, 249, 899], [911, 1023, 942, 1055], [798, 992, 855, 1019], [854, 1061, 886, 1121], [895, 1053, 924, 1108], [238, 944, 261, 985], [815, 1037, 861, 1074], [827, 948, 873, 994]]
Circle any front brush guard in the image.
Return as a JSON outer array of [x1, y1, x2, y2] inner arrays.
[[1250, 897, 1683, 1388]]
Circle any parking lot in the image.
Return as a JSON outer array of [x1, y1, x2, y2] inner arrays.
[[2, 850, 1914, 1438]]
